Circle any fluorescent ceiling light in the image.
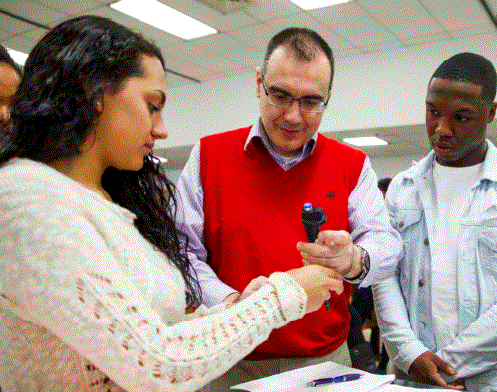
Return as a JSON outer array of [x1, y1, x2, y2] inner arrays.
[[290, 0, 350, 11], [6, 48, 28, 65], [343, 136, 388, 147], [110, 0, 217, 40]]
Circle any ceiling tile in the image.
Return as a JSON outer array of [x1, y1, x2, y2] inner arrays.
[[212, 66, 253, 79], [0, 27, 10, 41], [0, 0, 67, 26], [191, 29, 284, 70], [333, 47, 362, 58], [163, 53, 216, 80], [357, 0, 444, 39], [226, 22, 279, 52], [89, 5, 184, 46], [420, 0, 492, 31], [34, 0, 101, 16], [167, 42, 239, 73], [0, 33, 36, 54], [159, 0, 259, 32], [228, 50, 262, 69], [190, 32, 262, 60], [450, 25, 497, 38], [21, 27, 49, 43], [402, 32, 454, 47], [243, 0, 303, 20], [266, 11, 353, 51], [310, 1, 398, 46], [166, 72, 199, 88], [0, 12, 37, 34], [358, 39, 404, 53]]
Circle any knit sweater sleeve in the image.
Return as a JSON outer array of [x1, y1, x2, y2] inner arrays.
[[0, 164, 307, 392]]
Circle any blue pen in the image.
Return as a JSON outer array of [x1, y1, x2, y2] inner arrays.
[[306, 373, 361, 387]]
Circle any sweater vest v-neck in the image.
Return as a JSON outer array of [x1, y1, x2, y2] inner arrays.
[[200, 126, 366, 360]]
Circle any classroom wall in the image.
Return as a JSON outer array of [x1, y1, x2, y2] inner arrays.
[[370, 155, 426, 180]]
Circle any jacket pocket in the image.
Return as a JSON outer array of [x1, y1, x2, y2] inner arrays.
[[392, 209, 423, 233], [478, 228, 497, 277], [393, 209, 424, 288]]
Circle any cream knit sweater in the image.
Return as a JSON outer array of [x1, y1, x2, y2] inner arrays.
[[0, 159, 306, 392]]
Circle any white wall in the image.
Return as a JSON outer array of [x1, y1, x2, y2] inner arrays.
[[165, 168, 182, 185], [370, 155, 425, 180], [159, 32, 497, 149]]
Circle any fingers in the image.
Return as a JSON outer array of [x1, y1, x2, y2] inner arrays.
[[239, 276, 269, 301], [317, 230, 352, 247], [223, 292, 241, 305], [304, 264, 344, 299], [433, 356, 458, 376], [311, 264, 341, 280], [410, 351, 459, 389], [328, 278, 344, 295], [285, 264, 344, 313], [447, 379, 465, 391], [297, 241, 346, 269], [297, 230, 356, 277], [298, 230, 351, 252], [428, 371, 452, 389], [297, 241, 333, 261]]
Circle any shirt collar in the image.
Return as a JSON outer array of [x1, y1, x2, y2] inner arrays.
[[402, 139, 497, 185], [244, 117, 318, 169]]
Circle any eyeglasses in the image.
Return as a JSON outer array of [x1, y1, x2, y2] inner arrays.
[[260, 76, 329, 113]]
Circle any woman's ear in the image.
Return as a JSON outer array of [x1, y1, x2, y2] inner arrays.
[[95, 97, 103, 113]]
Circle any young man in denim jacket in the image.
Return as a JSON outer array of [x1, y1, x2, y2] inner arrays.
[[374, 52, 497, 392]]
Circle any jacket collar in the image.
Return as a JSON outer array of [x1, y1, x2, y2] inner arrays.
[[401, 139, 497, 185]]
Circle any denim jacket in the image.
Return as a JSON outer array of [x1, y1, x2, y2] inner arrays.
[[374, 141, 497, 392]]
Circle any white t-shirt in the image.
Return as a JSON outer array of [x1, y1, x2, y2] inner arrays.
[[431, 160, 483, 349]]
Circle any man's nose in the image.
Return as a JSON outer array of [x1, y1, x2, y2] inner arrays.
[[283, 100, 304, 124], [435, 117, 452, 136]]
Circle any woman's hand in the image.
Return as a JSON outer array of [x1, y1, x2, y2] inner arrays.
[[286, 264, 343, 312], [223, 276, 270, 305]]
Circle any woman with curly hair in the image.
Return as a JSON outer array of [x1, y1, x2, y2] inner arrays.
[[0, 15, 342, 391]]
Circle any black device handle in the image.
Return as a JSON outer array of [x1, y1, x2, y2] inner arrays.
[[301, 203, 331, 311], [302, 204, 327, 243]]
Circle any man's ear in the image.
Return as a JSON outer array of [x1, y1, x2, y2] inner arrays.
[[488, 101, 497, 123], [256, 67, 262, 99]]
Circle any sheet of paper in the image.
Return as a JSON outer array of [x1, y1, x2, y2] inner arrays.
[[377, 384, 455, 392], [231, 361, 395, 392]]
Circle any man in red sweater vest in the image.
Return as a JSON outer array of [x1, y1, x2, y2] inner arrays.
[[176, 27, 402, 391]]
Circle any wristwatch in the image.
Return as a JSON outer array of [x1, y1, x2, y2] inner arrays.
[[344, 245, 370, 284]]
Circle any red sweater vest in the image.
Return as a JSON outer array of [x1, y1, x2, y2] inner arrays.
[[200, 126, 366, 360]]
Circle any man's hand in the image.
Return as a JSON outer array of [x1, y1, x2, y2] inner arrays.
[[409, 351, 464, 390], [296, 230, 362, 279]]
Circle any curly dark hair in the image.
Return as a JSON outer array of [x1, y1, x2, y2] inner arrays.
[[0, 15, 201, 306]]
